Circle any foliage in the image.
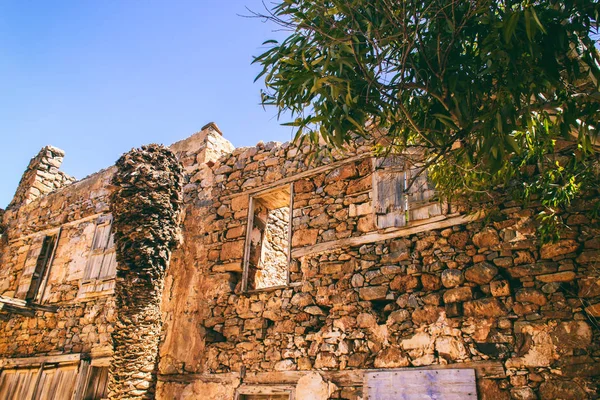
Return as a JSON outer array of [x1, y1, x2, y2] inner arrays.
[[253, 0, 600, 240]]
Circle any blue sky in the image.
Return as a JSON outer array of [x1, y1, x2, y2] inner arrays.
[[0, 1, 293, 207]]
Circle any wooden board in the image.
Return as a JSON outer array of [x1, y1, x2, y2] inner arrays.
[[364, 369, 476, 400]]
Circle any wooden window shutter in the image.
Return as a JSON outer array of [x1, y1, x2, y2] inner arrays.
[[406, 167, 444, 222], [374, 156, 407, 228], [84, 215, 116, 282], [25, 235, 56, 301], [374, 157, 446, 229]]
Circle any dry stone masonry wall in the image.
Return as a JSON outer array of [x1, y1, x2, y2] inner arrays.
[[0, 127, 598, 400], [157, 136, 600, 400]]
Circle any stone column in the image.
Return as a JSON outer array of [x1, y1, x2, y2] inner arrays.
[[108, 144, 183, 399]]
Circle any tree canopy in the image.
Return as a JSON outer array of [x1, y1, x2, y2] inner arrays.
[[253, 0, 600, 240]]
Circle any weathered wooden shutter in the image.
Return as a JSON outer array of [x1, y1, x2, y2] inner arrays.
[[0, 364, 79, 400], [98, 251, 117, 280], [15, 236, 46, 299], [25, 235, 56, 301], [406, 167, 444, 222], [33, 364, 78, 400], [0, 367, 37, 399], [84, 216, 115, 281], [374, 156, 445, 228], [373, 156, 407, 228], [82, 366, 109, 400]]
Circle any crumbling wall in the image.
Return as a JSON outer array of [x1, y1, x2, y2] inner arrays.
[[108, 144, 183, 399], [8, 146, 75, 209], [157, 137, 600, 399], [0, 167, 117, 360]]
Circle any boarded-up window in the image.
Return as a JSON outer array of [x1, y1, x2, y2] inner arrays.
[[364, 369, 477, 399], [25, 234, 57, 302], [243, 185, 292, 291], [373, 157, 444, 229], [84, 215, 117, 282]]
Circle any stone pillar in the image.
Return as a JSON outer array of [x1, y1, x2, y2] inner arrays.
[[108, 144, 183, 399]]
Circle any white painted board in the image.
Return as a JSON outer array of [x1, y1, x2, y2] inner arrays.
[[364, 368, 477, 399]]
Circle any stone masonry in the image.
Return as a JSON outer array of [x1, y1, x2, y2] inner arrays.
[[0, 125, 598, 399], [108, 145, 183, 399]]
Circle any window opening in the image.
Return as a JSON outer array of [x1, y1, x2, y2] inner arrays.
[[243, 185, 292, 291], [25, 234, 57, 302]]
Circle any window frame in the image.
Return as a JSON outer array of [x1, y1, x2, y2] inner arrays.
[[25, 232, 59, 303], [241, 184, 294, 293], [234, 385, 295, 400], [372, 156, 446, 230]]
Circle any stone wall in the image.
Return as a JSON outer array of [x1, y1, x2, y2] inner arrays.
[[158, 137, 600, 400], [0, 162, 116, 357], [1, 126, 598, 399], [0, 126, 233, 399]]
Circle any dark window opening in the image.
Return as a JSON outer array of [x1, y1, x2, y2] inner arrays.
[[25, 235, 56, 302]]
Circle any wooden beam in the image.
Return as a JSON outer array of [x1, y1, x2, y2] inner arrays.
[[0, 296, 58, 315], [157, 361, 505, 387], [0, 303, 35, 318], [0, 353, 82, 368], [158, 372, 241, 384], [292, 212, 484, 258]]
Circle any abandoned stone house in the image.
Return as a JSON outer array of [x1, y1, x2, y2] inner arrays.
[[0, 123, 598, 400]]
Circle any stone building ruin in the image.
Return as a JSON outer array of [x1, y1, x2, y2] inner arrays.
[[0, 123, 599, 399]]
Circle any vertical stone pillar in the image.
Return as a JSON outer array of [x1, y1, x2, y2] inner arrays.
[[108, 145, 183, 399]]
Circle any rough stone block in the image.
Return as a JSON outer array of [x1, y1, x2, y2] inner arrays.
[[465, 262, 498, 285], [443, 287, 472, 303]]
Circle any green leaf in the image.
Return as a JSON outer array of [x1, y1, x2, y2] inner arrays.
[[530, 7, 547, 34], [503, 11, 520, 44]]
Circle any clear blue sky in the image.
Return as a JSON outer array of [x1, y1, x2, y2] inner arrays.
[[0, 1, 293, 208]]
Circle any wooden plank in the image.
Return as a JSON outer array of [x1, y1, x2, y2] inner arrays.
[[242, 361, 505, 386], [0, 353, 82, 368], [158, 372, 241, 384], [255, 186, 291, 210], [72, 359, 90, 400], [241, 196, 255, 292], [99, 251, 117, 280], [0, 297, 58, 315], [35, 227, 63, 303], [237, 385, 295, 394], [286, 183, 294, 285], [364, 369, 476, 399], [292, 212, 484, 258]]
